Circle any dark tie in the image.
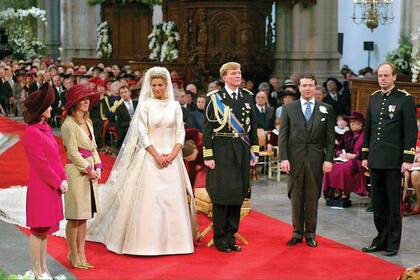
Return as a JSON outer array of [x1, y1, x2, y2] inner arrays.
[[261, 107, 265, 114], [232, 92, 237, 100]]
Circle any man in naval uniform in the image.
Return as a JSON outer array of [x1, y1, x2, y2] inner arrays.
[[202, 62, 259, 253], [361, 62, 417, 257]]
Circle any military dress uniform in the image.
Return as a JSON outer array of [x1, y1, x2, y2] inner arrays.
[[202, 86, 259, 250], [362, 86, 417, 252]]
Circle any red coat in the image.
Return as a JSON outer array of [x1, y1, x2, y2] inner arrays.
[[23, 122, 66, 228]]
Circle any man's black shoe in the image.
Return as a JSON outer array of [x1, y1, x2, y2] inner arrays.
[[229, 244, 242, 252], [286, 238, 303, 246], [215, 246, 231, 253], [306, 238, 318, 247], [383, 249, 398, 257], [361, 245, 385, 253]]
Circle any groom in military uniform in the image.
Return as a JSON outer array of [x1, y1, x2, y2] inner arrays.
[[203, 62, 259, 253]]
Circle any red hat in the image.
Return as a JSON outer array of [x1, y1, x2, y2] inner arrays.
[[94, 78, 107, 88], [63, 84, 99, 118], [23, 83, 55, 124], [345, 111, 365, 124]]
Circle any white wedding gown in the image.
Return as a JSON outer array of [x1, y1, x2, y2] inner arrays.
[[0, 98, 196, 256]]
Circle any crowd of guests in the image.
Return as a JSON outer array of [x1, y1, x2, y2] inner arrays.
[[1, 57, 419, 215]]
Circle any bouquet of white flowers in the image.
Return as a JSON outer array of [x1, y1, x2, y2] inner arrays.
[[96, 21, 112, 59], [148, 21, 180, 62]]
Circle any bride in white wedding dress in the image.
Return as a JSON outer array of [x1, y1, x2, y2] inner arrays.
[[0, 67, 196, 256]]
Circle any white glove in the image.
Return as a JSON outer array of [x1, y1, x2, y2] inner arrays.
[[60, 180, 68, 193]]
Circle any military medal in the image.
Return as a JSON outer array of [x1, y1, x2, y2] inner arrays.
[[389, 105, 396, 119], [245, 117, 250, 125], [245, 103, 251, 109]]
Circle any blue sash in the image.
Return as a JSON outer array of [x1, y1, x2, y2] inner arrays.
[[214, 93, 256, 160]]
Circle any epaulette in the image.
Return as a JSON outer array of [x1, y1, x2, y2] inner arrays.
[[398, 88, 411, 96], [242, 88, 254, 95], [371, 89, 381, 96], [206, 89, 218, 96]]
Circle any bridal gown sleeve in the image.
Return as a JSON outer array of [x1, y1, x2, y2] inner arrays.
[[175, 102, 185, 145], [138, 102, 151, 149]]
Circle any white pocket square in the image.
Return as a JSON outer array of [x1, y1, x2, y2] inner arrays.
[[321, 118, 326, 121]]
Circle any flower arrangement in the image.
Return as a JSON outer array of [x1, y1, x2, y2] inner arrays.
[[385, 36, 413, 76], [0, 7, 47, 59], [96, 21, 112, 58], [410, 28, 420, 83], [148, 21, 180, 62]]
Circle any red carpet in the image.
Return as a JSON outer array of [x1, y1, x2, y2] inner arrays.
[[1, 116, 405, 279], [0, 116, 114, 188]]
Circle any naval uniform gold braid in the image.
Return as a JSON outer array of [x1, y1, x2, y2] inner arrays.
[[404, 148, 416, 155], [205, 91, 230, 132], [362, 148, 369, 152]]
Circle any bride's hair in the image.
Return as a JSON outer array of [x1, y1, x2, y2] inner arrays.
[[149, 69, 168, 99]]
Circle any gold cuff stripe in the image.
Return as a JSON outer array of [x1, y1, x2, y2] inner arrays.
[[252, 145, 260, 153], [404, 149, 416, 155], [362, 148, 369, 152], [203, 148, 213, 157]]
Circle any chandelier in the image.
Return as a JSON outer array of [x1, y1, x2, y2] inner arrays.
[[352, 0, 394, 32]]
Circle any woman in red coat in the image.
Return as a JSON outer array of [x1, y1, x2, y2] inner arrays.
[[22, 83, 68, 279]]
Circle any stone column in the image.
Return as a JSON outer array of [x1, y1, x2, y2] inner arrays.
[[273, 2, 341, 81], [37, 0, 61, 58], [402, 0, 420, 35], [60, 0, 101, 59]]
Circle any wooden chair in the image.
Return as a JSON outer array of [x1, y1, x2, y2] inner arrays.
[[267, 146, 281, 181], [194, 188, 251, 247], [257, 129, 274, 175]]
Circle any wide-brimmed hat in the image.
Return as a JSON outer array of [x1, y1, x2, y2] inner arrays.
[[345, 111, 365, 124], [63, 84, 99, 118], [283, 79, 296, 89], [323, 77, 343, 92], [23, 83, 55, 124]]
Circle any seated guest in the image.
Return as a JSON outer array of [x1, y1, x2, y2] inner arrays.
[[404, 146, 420, 215], [276, 90, 296, 118], [182, 140, 206, 188], [314, 86, 326, 103], [115, 86, 137, 148], [322, 77, 348, 117], [189, 95, 206, 132], [254, 90, 275, 131], [335, 114, 349, 146], [267, 118, 281, 152], [323, 111, 367, 200]]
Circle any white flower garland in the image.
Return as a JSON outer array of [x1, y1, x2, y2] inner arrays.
[[0, 8, 47, 59], [96, 21, 112, 59], [148, 21, 180, 62], [411, 28, 420, 83]]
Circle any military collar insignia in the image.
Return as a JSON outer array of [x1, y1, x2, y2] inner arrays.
[[380, 85, 395, 96]]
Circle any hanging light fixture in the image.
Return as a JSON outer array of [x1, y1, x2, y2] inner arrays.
[[352, 0, 394, 32]]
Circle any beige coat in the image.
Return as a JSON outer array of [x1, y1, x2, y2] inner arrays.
[[61, 116, 101, 219]]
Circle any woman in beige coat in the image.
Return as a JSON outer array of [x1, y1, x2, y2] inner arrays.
[[61, 84, 101, 269]]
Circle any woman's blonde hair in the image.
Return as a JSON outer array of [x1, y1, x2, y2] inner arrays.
[[69, 104, 90, 124], [219, 62, 241, 78]]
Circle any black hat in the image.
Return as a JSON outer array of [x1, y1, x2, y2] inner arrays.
[[323, 77, 343, 92]]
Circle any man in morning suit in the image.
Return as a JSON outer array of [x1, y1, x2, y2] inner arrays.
[[203, 62, 259, 253], [361, 62, 417, 257], [115, 86, 137, 148], [279, 73, 335, 247]]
